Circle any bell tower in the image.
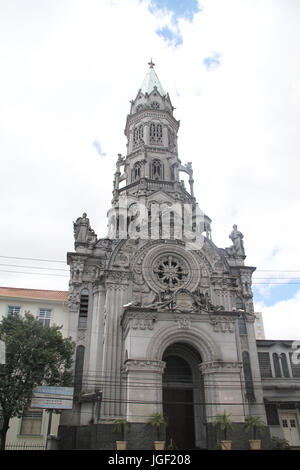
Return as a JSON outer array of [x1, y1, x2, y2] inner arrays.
[[110, 60, 211, 242]]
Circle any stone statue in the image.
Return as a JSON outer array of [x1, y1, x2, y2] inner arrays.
[[226, 224, 245, 257], [73, 213, 97, 245]]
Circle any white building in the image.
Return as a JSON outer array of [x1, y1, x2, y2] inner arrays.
[[58, 63, 279, 450], [0, 287, 68, 449]]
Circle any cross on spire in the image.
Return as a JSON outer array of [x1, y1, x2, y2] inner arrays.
[[148, 59, 155, 68]]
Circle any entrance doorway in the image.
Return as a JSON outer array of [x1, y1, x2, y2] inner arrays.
[[162, 343, 205, 449], [280, 412, 300, 447]]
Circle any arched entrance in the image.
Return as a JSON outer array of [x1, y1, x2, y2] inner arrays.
[[162, 343, 206, 449]]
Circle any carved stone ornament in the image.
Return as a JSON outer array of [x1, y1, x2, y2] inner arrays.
[[130, 312, 157, 330], [141, 287, 211, 314], [122, 359, 166, 374], [199, 361, 243, 375], [210, 315, 236, 333], [174, 314, 191, 329], [142, 244, 201, 294], [68, 284, 80, 310], [105, 270, 132, 284]]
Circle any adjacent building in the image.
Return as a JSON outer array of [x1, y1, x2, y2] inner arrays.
[[0, 287, 68, 449]]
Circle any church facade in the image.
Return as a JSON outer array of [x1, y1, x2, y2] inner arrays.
[[58, 63, 299, 450]]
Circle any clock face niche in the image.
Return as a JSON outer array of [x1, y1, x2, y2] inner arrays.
[[142, 244, 201, 294]]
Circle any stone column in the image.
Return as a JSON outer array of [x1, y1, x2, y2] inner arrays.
[[101, 273, 130, 420], [86, 284, 106, 390], [122, 359, 166, 423], [199, 360, 244, 423]]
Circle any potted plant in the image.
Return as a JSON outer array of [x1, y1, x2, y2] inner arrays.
[[146, 412, 167, 450], [271, 436, 290, 450], [113, 418, 131, 450], [243, 415, 266, 450], [213, 411, 235, 450]]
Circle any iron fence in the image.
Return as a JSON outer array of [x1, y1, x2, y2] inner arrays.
[[5, 442, 46, 450]]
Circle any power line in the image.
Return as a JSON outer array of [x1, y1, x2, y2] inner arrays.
[[0, 255, 66, 264]]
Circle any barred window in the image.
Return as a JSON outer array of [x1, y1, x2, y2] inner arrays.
[[265, 402, 279, 425], [281, 353, 290, 378], [38, 308, 52, 327], [132, 162, 141, 181], [20, 409, 43, 435], [242, 351, 255, 401], [74, 345, 85, 396], [273, 353, 281, 377], [8, 305, 20, 315], [238, 315, 247, 335], [133, 125, 144, 146], [151, 159, 163, 179], [78, 289, 89, 329], [149, 123, 163, 145], [289, 352, 300, 378], [258, 352, 272, 378]]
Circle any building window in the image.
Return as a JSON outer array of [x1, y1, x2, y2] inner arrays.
[[151, 159, 164, 179], [8, 305, 21, 315], [258, 352, 272, 378], [78, 289, 89, 329], [38, 308, 52, 327], [149, 123, 163, 145], [242, 351, 255, 402], [74, 345, 85, 396], [131, 162, 142, 182], [265, 402, 280, 425], [289, 352, 300, 378], [281, 353, 290, 378], [20, 409, 43, 435], [273, 353, 281, 377], [133, 125, 144, 146], [238, 315, 247, 335]]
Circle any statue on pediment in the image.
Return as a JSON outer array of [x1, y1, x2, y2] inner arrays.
[[225, 224, 245, 257], [73, 213, 97, 245]]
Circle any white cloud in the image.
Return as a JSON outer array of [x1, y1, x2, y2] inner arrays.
[[0, 0, 299, 338]]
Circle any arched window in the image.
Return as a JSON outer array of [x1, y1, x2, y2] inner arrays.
[[242, 351, 255, 402], [132, 162, 141, 181], [78, 289, 89, 328], [150, 123, 156, 143], [236, 296, 244, 310], [133, 125, 143, 147], [149, 123, 163, 145], [156, 124, 163, 144], [273, 353, 281, 377], [281, 353, 290, 378], [238, 314, 247, 335], [74, 345, 85, 396], [133, 127, 139, 145], [138, 124, 143, 141], [152, 159, 163, 179]]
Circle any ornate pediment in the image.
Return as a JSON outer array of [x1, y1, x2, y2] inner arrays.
[[140, 287, 208, 313]]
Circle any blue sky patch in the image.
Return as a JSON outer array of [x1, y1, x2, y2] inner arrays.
[[150, 0, 201, 22], [92, 140, 106, 157], [253, 283, 300, 307], [156, 26, 183, 47], [203, 52, 222, 71], [150, 0, 201, 48]]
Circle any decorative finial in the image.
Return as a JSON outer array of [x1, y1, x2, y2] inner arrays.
[[148, 58, 155, 68]]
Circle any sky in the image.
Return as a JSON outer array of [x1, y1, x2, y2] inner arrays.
[[0, 0, 300, 340]]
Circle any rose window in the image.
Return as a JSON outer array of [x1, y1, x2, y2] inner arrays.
[[153, 255, 188, 289]]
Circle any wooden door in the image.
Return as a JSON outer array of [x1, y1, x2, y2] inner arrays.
[[163, 388, 195, 449]]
